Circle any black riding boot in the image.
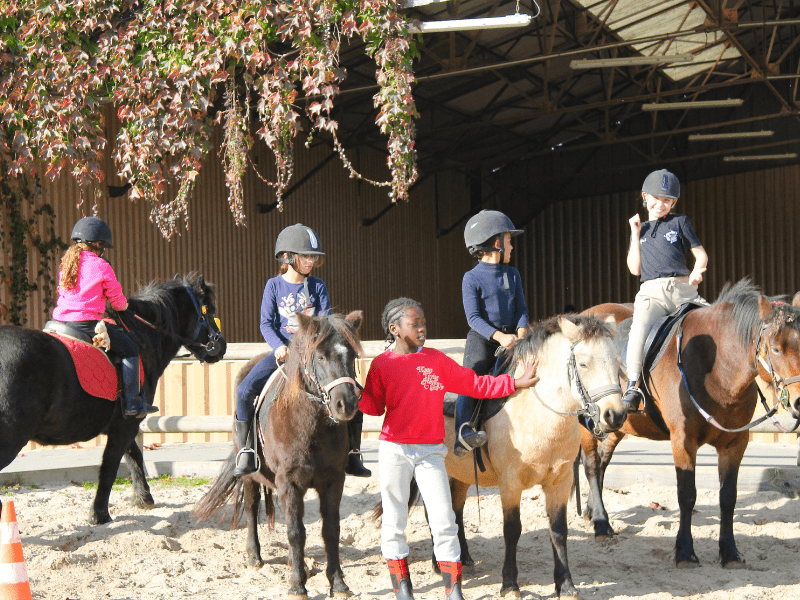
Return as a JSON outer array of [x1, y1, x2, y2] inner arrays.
[[121, 356, 158, 419], [453, 395, 487, 457], [345, 415, 371, 477], [622, 380, 644, 412], [234, 418, 258, 476]]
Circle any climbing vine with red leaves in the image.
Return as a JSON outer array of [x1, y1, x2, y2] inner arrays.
[[0, 0, 418, 239]]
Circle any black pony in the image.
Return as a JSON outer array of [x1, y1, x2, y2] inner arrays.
[[0, 273, 226, 524], [194, 311, 362, 600]]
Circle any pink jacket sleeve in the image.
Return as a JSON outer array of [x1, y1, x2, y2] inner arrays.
[[445, 358, 516, 399], [100, 260, 128, 311]]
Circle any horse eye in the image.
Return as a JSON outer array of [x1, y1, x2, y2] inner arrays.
[[771, 346, 781, 355], [579, 363, 588, 369]]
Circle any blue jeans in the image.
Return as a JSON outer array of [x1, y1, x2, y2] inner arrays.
[[236, 352, 279, 421]]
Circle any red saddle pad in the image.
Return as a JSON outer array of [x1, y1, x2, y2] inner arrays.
[[46, 332, 143, 401]]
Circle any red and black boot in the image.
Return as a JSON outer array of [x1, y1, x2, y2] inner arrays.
[[386, 557, 414, 600], [438, 561, 465, 600]]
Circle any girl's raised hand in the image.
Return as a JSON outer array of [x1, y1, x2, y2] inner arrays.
[[513, 355, 540, 389], [629, 214, 641, 233]]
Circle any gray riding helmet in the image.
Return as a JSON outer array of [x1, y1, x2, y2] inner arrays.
[[274, 224, 325, 263], [464, 210, 523, 254], [71, 216, 114, 248], [642, 169, 680, 200]]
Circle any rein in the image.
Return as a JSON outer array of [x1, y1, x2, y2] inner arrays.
[[530, 337, 622, 440], [676, 318, 800, 434], [117, 286, 222, 362]]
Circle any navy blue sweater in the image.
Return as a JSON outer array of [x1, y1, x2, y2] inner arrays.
[[462, 262, 528, 341]]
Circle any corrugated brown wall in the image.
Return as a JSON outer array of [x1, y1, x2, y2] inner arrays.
[[5, 116, 800, 336]]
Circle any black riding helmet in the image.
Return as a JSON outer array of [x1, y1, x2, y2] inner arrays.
[[71, 216, 114, 249], [641, 169, 680, 203], [274, 224, 325, 264], [464, 210, 523, 257]]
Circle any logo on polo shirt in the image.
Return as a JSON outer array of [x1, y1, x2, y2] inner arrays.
[[664, 230, 678, 243]]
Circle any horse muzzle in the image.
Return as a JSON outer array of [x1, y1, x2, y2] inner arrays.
[[325, 377, 361, 422]]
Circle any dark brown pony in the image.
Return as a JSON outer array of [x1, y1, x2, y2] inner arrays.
[[580, 279, 800, 568], [194, 311, 363, 600]]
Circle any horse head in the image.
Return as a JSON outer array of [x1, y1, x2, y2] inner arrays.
[[756, 293, 800, 420], [173, 273, 227, 363], [290, 310, 363, 423], [558, 314, 627, 434]]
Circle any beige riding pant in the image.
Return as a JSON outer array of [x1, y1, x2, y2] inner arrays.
[[627, 276, 699, 377]]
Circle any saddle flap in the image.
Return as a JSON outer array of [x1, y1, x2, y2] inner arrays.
[[45, 331, 119, 401], [642, 302, 704, 375]]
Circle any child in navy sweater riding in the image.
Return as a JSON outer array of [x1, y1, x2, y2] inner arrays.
[[454, 210, 529, 457], [234, 224, 370, 477], [359, 297, 538, 600]]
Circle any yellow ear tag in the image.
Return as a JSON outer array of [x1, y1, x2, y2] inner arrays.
[[202, 305, 207, 314], [214, 318, 222, 331]]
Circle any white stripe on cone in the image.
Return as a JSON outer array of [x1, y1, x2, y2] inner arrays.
[[0, 521, 21, 545], [0, 562, 29, 585]]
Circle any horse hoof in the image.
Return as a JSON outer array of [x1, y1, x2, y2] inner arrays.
[[676, 560, 700, 569], [722, 558, 747, 570], [462, 562, 475, 575], [500, 588, 521, 598], [331, 591, 352, 598]]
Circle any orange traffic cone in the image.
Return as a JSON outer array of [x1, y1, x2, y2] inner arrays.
[[0, 501, 32, 600]]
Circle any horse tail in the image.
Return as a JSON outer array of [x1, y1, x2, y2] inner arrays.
[[263, 485, 275, 530], [369, 476, 421, 522], [192, 450, 244, 527]]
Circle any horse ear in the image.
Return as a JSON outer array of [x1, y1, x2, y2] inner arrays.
[[174, 274, 181, 281], [296, 311, 313, 333], [345, 310, 363, 332], [758, 295, 775, 322], [558, 316, 582, 343], [793, 292, 800, 308], [603, 314, 617, 335]]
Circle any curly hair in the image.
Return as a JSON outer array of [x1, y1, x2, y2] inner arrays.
[[380, 297, 423, 346], [58, 242, 101, 291]]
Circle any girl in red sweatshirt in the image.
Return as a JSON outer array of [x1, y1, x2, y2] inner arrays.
[[359, 298, 538, 600]]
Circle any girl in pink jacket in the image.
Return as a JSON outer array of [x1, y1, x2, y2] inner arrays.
[[53, 216, 157, 419]]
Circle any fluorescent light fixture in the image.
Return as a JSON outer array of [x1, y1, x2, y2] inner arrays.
[[766, 74, 800, 80], [688, 130, 774, 141], [642, 99, 744, 110], [404, 0, 448, 6], [407, 13, 531, 33], [734, 19, 800, 27], [570, 54, 693, 69], [723, 153, 797, 161]]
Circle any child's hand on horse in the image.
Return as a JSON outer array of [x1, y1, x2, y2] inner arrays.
[[493, 331, 517, 348], [275, 345, 289, 362], [514, 355, 540, 389]]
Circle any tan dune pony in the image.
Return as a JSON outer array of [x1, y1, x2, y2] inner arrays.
[[440, 314, 626, 599]]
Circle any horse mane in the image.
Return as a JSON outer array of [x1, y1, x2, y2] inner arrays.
[[126, 272, 214, 342], [276, 313, 363, 410], [498, 314, 614, 376], [713, 278, 794, 346]]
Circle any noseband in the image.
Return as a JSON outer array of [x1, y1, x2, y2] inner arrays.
[[301, 351, 359, 423], [533, 337, 622, 440]]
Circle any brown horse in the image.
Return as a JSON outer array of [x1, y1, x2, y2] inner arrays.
[[580, 279, 800, 568], [194, 311, 363, 599], [439, 315, 626, 599]]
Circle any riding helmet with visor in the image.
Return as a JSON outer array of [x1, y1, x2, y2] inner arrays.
[[274, 224, 325, 265], [464, 210, 523, 255], [70, 216, 114, 249], [641, 169, 680, 202]]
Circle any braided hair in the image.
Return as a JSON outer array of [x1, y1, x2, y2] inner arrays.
[[381, 297, 423, 347]]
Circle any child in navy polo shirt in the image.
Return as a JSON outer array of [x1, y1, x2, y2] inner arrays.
[[454, 210, 529, 457], [622, 169, 709, 411]]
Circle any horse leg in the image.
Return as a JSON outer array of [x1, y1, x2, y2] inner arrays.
[[278, 477, 308, 599], [717, 437, 747, 568], [125, 439, 155, 509], [452, 478, 474, 573], [581, 428, 625, 538], [498, 486, 524, 597], [91, 431, 136, 524], [672, 438, 700, 567], [544, 477, 579, 599], [242, 476, 263, 567], [318, 477, 351, 598]]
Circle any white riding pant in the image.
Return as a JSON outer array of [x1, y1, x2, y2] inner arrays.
[[379, 441, 460, 562], [627, 275, 700, 377]]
